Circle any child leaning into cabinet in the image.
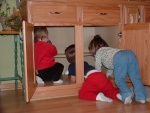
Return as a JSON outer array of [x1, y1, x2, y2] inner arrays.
[[88, 35, 147, 104], [64, 44, 122, 102], [34, 26, 64, 84]]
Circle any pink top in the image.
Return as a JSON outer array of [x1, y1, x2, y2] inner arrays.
[[34, 41, 57, 70]]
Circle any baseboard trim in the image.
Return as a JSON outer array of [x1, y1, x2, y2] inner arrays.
[[0, 82, 22, 91]]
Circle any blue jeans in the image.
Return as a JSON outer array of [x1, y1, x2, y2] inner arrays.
[[113, 50, 146, 102]]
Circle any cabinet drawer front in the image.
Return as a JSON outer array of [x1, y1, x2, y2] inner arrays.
[[31, 3, 77, 24], [83, 6, 120, 26]]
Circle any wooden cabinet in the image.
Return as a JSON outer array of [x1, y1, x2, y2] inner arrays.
[[18, 0, 150, 103], [82, 5, 120, 26]]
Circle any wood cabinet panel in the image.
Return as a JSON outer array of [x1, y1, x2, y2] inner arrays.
[[144, 6, 150, 22], [31, 3, 78, 25], [119, 23, 150, 85], [82, 6, 120, 26]]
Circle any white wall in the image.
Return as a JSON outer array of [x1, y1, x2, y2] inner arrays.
[[48, 27, 75, 53]]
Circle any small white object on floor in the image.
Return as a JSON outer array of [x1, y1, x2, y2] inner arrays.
[[53, 79, 63, 84], [36, 76, 45, 84], [138, 100, 146, 104]]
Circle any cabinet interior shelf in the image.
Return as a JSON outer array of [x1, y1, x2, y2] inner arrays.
[[55, 52, 92, 58]]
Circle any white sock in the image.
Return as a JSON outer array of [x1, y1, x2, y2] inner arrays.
[[96, 92, 113, 102], [36, 76, 44, 84], [117, 93, 122, 101], [124, 95, 132, 104], [53, 79, 63, 84], [138, 100, 146, 104], [146, 97, 150, 102], [64, 70, 69, 75]]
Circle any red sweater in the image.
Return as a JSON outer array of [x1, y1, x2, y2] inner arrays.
[[34, 41, 57, 70]]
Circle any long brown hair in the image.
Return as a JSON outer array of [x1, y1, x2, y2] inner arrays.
[[88, 35, 109, 56]]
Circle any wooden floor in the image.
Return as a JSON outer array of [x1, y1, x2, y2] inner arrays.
[[1, 90, 150, 113]]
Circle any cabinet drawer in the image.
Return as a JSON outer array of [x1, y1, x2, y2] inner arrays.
[[31, 3, 78, 25], [82, 6, 120, 26]]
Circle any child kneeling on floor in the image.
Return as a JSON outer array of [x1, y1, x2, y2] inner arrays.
[[34, 26, 64, 84], [64, 44, 122, 102]]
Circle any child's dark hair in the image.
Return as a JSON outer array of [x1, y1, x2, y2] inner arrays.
[[88, 35, 109, 56], [65, 44, 75, 63]]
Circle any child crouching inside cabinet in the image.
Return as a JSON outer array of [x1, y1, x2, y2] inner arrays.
[[64, 44, 122, 102], [34, 26, 64, 85]]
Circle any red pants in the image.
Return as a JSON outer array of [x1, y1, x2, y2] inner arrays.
[[78, 72, 119, 100]]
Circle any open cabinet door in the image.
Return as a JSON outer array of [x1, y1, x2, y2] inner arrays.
[[22, 21, 36, 103], [119, 23, 150, 86]]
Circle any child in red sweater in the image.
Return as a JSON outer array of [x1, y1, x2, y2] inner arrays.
[[34, 27, 64, 84]]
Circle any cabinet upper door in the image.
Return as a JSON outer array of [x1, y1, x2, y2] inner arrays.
[[22, 21, 36, 103], [122, 5, 144, 24], [31, 2, 78, 25], [82, 5, 120, 26], [119, 23, 150, 85]]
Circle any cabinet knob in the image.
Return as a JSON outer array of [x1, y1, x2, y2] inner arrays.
[[138, 9, 141, 22], [118, 32, 122, 37], [48, 12, 62, 15], [96, 12, 108, 15]]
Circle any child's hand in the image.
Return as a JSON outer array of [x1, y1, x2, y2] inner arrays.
[[47, 40, 52, 44]]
